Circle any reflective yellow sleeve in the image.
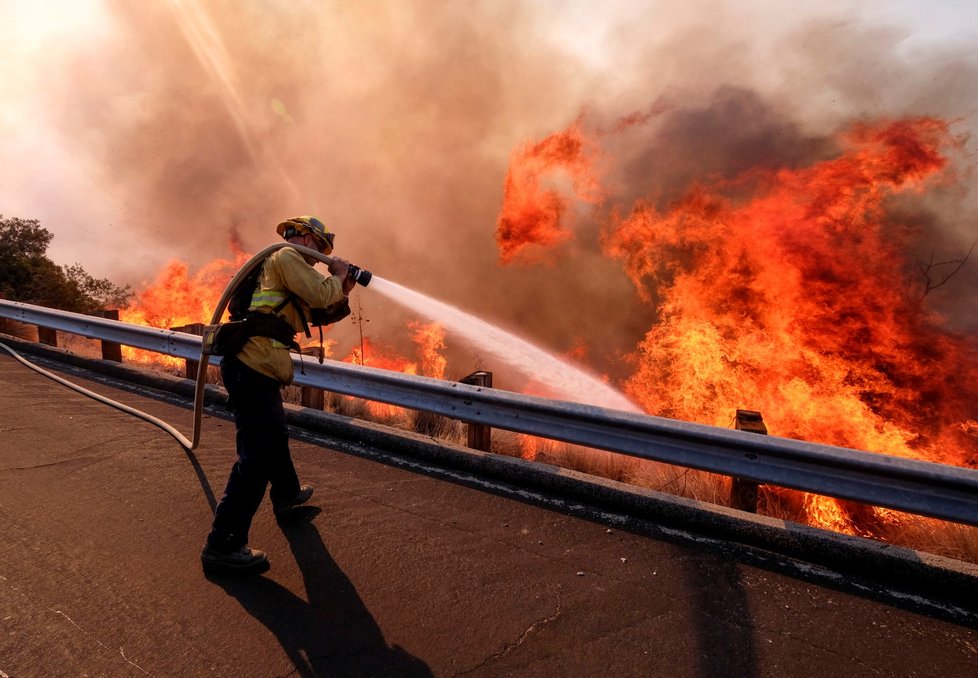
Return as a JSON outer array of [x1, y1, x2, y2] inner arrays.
[[270, 248, 345, 309]]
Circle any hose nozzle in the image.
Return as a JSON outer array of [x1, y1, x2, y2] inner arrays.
[[347, 264, 372, 287]]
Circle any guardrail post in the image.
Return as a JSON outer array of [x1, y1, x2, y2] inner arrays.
[[300, 348, 325, 410], [170, 323, 206, 378], [37, 325, 58, 347], [94, 310, 123, 362], [460, 371, 493, 451], [731, 409, 765, 512]]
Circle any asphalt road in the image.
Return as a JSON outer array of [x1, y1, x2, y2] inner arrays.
[[1, 350, 977, 677]]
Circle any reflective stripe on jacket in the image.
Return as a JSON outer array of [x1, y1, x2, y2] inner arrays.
[[237, 247, 345, 383]]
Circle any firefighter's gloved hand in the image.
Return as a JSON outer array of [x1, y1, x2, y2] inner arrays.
[[328, 256, 350, 280]]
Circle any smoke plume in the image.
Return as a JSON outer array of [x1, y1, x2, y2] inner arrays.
[[2, 0, 977, 387]]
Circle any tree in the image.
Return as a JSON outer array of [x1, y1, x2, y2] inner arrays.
[[917, 242, 976, 301], [63, 263, 133, 310], [0, 216, 51, 300], [0, 215, 131, 313]]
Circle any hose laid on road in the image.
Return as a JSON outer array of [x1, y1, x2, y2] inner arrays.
[[0, 339, 195, 448], [0, 242, 337, 451]]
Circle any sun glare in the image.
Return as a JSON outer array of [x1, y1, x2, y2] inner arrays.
[[2, 0, 109, 48]]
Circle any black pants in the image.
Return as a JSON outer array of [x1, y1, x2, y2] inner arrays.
[[208, 354, 301, 551]]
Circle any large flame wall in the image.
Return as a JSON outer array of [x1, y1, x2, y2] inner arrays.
[[497, 115, 978, 465]]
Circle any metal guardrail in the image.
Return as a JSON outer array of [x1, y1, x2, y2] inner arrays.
[[3, 298, 978, 528]]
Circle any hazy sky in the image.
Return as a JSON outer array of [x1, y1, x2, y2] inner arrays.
[[1, 1, 974, 273], [2, 0, 977, 375]]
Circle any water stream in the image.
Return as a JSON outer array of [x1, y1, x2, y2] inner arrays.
[[369, 277, 641, 413]]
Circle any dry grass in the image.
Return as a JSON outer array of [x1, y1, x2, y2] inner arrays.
[[864, 512, 978, 564], [58, 333, 102, 359], [412, 409, 465, 443], [628, 459, 733, 506], [324, 392, 372, 420], [540, 443, 637, 484]]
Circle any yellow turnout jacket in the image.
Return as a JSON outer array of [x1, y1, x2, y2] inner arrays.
[[237, 247, 345, 383]]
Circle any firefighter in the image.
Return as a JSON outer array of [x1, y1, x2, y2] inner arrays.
[[202, 216, 355, 573]]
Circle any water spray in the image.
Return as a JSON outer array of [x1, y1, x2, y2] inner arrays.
[[1, 240, 637, 453]]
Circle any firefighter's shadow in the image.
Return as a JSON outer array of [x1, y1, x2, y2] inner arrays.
[[206, 512, 432, 677], [182, 447, 218, 514], [685, 555, 758, 678]]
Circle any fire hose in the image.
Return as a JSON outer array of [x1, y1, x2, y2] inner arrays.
[[0, 242, 371, 451]]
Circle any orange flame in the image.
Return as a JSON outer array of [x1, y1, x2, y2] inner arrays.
[[410, 321, 447, 380], [495, 119, 605, 264], [340, 334, 409, 418], [119, 238, 250, 367], [519, 434, 544, 461], [344, 340, 413, 417], [340, 323, 448, 417], [343, 336, 413, 371], [605, 118, 977, 457], [500, 115, 978, 536]]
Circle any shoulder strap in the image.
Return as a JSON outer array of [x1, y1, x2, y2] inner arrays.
[[228, 266, 263, 322], [276, 247, 313, 338], [278, 293, 312, 338]]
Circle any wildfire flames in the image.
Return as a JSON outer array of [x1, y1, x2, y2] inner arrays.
[[496, 114, 978, 535], [496, 118, 605, 265], [118, 249, 449, 419], [119, 244, 250, 368], [341, 323, 446, 418], [113, 113, 978, 539]]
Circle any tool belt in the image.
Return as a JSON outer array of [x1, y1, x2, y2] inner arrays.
[[202, 312, 298, 356], [202, 272, 353, 360]]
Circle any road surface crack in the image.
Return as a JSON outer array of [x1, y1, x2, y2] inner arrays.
[[454, 589, 563, 676], [0, 436, 132, 473], [0, 456, 105, 473], [49, 608, 152, 675], [0, 425, 31, 434]]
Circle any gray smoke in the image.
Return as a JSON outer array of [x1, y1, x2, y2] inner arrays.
[[4, 1, 977, 385]]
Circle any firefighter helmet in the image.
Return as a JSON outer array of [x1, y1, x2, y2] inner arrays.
[[276, 216, 334, 254]]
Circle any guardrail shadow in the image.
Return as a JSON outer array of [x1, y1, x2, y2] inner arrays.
[[205, 511, 432, 677]]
